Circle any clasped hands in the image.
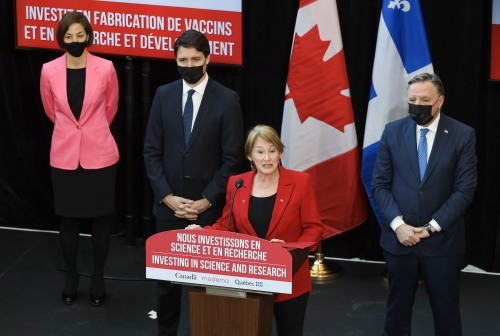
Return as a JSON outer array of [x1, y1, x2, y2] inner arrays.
[[395, 223, 436, 247], [162, 195, 210, 221]]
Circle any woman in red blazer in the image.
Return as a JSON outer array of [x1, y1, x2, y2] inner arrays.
[[187, 125, 323, 336], [40, 12, 119, 306]]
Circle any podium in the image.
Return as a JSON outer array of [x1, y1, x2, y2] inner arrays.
[[146, 230, 312, 336]]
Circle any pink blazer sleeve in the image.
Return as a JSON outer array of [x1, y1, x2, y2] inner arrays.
[[105, 63, 119, 125], [40, 64, 55, 123]]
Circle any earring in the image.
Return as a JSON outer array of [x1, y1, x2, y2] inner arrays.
[[250, 160, 255, 170]]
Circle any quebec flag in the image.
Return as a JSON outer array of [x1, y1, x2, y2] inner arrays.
[[361, 0, 433, 224]]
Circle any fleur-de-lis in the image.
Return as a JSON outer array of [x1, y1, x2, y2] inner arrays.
[[388, 0, 411, 12]]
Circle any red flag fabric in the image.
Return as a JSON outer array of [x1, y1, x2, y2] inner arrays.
[[491, 0, 500, 80], [281, 0, 367, 239]]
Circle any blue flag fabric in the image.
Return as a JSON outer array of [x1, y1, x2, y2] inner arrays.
[[361, 0, 433, 224]]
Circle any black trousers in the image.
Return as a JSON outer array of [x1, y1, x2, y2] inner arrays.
[[274, 291, 310, 336], [156, 218, 190, 336], [383, 246, 464, 336]]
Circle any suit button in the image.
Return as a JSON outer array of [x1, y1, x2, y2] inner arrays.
[[76, 126, 81, 130], [418, 190, 423, 194]]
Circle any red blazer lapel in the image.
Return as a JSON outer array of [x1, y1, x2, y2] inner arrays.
[[266, 167, 294, 238], [236, 170, 258, 237], [79, 52, 101, 125], [53, 55, 78, 124]]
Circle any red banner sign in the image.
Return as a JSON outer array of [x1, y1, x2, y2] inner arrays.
[[146, 230, 293, 294], [15, 0, 242, 65]]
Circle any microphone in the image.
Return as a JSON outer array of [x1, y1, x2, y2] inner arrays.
[[226, 178, 244, 231]]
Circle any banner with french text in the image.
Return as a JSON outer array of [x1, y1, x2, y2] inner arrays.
[[15, 0, 242, 65], [146, 230, 293, 294]]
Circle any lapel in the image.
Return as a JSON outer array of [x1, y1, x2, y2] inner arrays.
[[404, 117, 421, 184], [237, 167, 296, 238], [186, 78, 216, 150], [172, 80, 185, 148], [237, 170, 258, 236], [266, 167, 295, 238], [79, 52, 101, 125], [421, 113, 452, 185], [53, 54, 78, 124]]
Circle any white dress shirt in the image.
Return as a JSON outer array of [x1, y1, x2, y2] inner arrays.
[[390, 112, 442, 232], [182, 73, 209, 131]]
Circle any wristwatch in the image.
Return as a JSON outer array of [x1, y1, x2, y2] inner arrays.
[[424, 223, 435, 236]]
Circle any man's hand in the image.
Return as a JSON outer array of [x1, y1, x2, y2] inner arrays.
[[395, 224, 424, 246], [185, 224, 203, 230], [175, 198, 211, 221], [162, 195, 193, 217], [415, 225, 436, 239]]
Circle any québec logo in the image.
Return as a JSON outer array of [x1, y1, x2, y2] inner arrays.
[[388, 0, 411, 12]]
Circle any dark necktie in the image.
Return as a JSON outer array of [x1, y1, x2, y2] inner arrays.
[[418, 128, 429, 180], [183, 89, 195, 146]]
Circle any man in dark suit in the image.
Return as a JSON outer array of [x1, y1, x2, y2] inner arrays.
[[144, 29, 243, 336], [372, 73, 477, 336]]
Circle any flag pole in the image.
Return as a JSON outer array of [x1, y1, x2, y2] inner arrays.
[[310, 241, 342, 280]]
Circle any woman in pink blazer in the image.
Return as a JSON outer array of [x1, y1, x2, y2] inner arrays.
[[40, 12, 119, 306], [187, 125, 323, 336]]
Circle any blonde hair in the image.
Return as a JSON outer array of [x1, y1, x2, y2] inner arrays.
[[245, 125, 285, 157]]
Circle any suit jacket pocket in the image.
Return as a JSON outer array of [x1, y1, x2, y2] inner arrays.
[[50, 126, 65, 160], [95, 125, 117, 158]]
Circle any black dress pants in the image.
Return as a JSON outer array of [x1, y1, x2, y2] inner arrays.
[[157, 280, 182, 336], [274, 291, 310, 336], [383, 246, 463, 336], [156, 218, 190, 336]]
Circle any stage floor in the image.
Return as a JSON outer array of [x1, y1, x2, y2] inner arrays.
[[0, 228, 499, 335]]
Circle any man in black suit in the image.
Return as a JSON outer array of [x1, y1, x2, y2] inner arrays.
[[372, 73, 477, 336], [144, 30, 243, 336]]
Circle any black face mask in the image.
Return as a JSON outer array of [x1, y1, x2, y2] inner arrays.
[[64, 41, 87, 57], [408, 98, 440, 126], [178, 65, 205, 84]]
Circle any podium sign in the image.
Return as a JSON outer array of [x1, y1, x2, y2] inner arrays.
[[146, 230, 293, 294]]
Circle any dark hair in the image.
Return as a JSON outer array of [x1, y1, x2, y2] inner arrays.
[[56, 12, 93, 49], [174, 30, 210, 58], [408, 73, 445, 97]]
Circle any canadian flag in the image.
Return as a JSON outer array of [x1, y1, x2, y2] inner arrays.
[[281, 0, 367, 238]]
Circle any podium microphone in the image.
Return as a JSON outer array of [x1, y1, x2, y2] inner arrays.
[[226, 178, 244, 231]]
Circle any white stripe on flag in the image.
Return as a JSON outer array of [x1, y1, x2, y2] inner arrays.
[[281, 97, 357, 171], [363, 15, 433, 149]]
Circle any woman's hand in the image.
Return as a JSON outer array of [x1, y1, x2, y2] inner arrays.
[[270, 238, 285, 243], [185, 224, 203, 230]]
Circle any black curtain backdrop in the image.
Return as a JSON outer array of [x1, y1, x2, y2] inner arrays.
[[1, 0, 500, 271]]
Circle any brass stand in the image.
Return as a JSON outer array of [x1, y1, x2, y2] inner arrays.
[[310, 241, 343, 280], [380, 268, 424, 286]]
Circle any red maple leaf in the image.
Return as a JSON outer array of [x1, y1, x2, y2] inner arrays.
[[299, 0, 317, 9], [285, 25, 354, 132]]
